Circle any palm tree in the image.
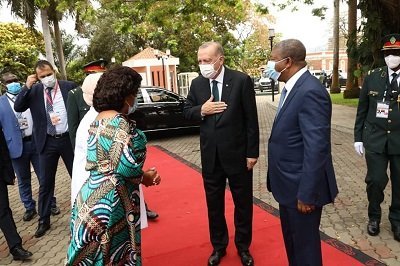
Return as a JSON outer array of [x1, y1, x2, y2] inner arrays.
[[330, 0, 341, 93]]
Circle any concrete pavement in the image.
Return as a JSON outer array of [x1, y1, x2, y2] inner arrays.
[[1, 93, 399, 265]]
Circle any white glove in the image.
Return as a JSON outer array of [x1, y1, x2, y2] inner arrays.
[[354, 142, 364, 156]]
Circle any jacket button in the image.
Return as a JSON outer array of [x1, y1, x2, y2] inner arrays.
[[388, 130, 391, 134], [388, 120, 392, 123], [390, 108, 393, 111]]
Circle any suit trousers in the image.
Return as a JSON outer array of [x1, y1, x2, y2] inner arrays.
[[202, 154, 253, 252], [11, 139, 56, 211], [0, 179, 22, 251], [365, 149, 400, 226], [38, 134, 73, 224], [279, 204, 323, 266]]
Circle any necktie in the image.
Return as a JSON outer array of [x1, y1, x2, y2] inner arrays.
[[212, 80, 219, 102], [391, 73, 399, 91], [45, 87, 57, 135], [276, 87, 287, 116]]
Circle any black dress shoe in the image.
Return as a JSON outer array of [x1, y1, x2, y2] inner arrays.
[[10, 245, 33, 261], [367, 220, 380, 236], [51, 206, 60, 216], [208, 249, 226, 266], [239, 251, 254, 266], [392, 225, 400, 242], [146, 209, 159, 220], [34, 223, 50, 238], [23, 209, 37, 221]]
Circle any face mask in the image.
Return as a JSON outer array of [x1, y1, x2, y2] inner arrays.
[[126, 97, 138, 114], [199, 57, 221, 79], [6, 82, 21, 95], [385, 55, 400, 69], [41, 74, 56, 88], [265, 57, 288, 81]]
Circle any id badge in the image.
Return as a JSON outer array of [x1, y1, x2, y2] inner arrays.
[[376, 102, 389, 118], [18, 118, 29, 130]]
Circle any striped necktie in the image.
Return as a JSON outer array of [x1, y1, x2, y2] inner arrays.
[[45, 87, 57, 135], [276, 87, 287, 116]]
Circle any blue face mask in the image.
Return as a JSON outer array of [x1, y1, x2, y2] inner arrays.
[[126, 98, 138, 114], [265, 58, 288, 81], [6, 82, 22, 95]]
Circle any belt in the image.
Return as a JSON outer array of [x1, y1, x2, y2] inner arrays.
[[22, 135, 32, 141], [47, 132, 69, 139]]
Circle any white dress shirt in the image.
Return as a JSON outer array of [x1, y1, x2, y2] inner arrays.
[[6, 92, 33, 137], [43, 81, 68, 134]]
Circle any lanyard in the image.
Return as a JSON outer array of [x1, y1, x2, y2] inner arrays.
[[44, 81, 59, 105]]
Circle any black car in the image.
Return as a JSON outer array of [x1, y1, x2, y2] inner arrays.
[[128, 86, 199, 132], [326, 72, 347, 88]]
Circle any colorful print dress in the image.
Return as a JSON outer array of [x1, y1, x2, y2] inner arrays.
[[66, 114, 147, 266]]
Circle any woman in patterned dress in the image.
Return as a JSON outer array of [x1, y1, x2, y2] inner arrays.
[[66, 66, 161, 265]]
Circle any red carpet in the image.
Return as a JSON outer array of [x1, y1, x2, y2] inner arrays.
[[142, 146, 382, 265]]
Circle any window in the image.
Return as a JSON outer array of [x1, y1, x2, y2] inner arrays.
[[147, 89, 179, 103]]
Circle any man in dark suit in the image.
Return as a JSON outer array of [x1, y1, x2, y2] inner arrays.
[[266, 39, 338, 266], [14, 60, 76, 238], [0, 72, 58, 222], [0, 129, 33, 261], [184, 41, 259, 266], [354, 33, 400, 242]]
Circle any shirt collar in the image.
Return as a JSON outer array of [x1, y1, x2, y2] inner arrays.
[[387, 67, 400, 78], [283, 66, 308, 94], [209, 66, 225, 84]]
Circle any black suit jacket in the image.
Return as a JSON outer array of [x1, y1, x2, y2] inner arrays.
[[184, 67, 259, 175], [14, 80, 77, 153], [67, 87, 90, 149], [0, 129, 15, 185]]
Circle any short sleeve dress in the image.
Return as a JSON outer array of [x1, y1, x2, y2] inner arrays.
[[66, 114, 147, 265]]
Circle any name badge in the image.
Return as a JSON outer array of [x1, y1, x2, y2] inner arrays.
[[376, 102, 389, 118], [18, 118, 29, 130]]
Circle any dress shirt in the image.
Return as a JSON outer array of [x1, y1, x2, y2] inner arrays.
[[6, 92, 33, 137], [43, 81, 68, 134], [70, 107, 148, 229], [281, 67, 308, 106], [388, 68, 400, 86], [209, 66, 225, 100]]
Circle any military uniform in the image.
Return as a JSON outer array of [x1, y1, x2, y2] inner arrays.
[[354, 34, 400, 241]]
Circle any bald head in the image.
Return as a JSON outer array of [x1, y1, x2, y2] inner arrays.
[[274, 39, 306, 65]]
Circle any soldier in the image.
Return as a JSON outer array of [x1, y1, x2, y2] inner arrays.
[[354, 33, 400, 242]]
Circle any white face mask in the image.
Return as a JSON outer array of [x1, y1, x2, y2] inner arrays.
[[126, 98, 138, 115], [199, 57, 221, 79], [41, 74, 56, 88], [385, 55, 400, 69]]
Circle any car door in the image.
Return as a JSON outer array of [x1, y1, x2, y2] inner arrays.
[[145, 87, 184, 129]]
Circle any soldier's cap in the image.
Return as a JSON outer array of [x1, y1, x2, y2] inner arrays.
[[382, 34, 400, 50], [83, 59, 108, 73], [2, 72, 18, 84]]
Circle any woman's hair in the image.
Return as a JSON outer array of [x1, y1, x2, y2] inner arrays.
[[93, 66, 142, 112]]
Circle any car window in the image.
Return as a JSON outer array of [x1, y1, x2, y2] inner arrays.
[[137, 90, 144, 103], [147, 89, 179, 103]]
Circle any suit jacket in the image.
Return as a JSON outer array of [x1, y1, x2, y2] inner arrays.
[[0, 95, 24, 159], [67, 87, 90, 149], [0, 129, 15, 185], [354, 66, 400, 154], [267, 71, 338, 208], [14, 80, 77, 153], [183, 67, 259, 175]]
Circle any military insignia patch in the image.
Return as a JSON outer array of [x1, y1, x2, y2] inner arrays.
[[368, 91, 379, 96], [390, 36, 397, 44]]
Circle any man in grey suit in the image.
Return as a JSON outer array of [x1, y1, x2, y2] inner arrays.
[[184, 41, 259, 266]]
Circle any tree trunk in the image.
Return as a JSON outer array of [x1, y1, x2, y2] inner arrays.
[[40, 9, 55, 67], [331, 0, 341, 94], [53, 18, 67, 79], [343, 0, 360, 98]]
